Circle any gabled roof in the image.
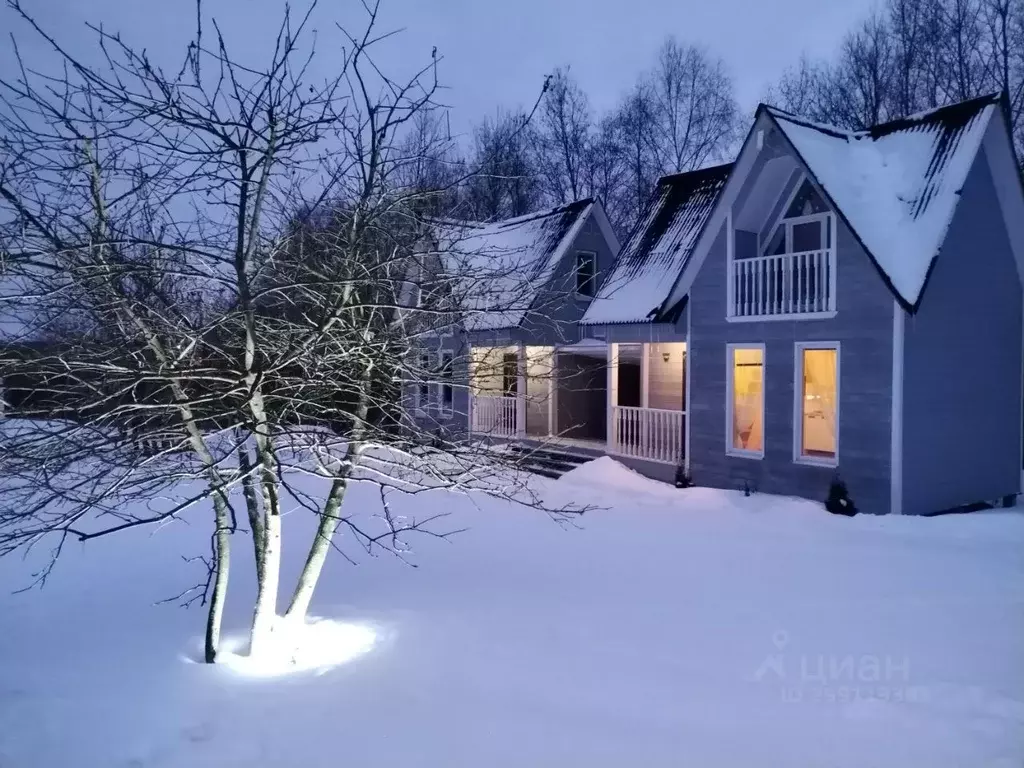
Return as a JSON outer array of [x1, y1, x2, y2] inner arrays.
[[581, 163, 732, 325], [764, 94, 1001, 308], [432, 199, 596, 331]]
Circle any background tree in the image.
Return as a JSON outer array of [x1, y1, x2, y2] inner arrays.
[[768, 0, 1024, 158], [464, 109, 542, 220], [535, 68, 593, 205]]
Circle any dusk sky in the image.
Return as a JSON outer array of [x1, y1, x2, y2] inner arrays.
[[2, 0, 876, 136]]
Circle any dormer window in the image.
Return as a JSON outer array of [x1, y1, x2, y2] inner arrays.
[[576, 251, 597, 297]]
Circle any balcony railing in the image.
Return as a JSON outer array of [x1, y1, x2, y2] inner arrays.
[[730, 248, 836, 319], [470, 395, 519, 438], [611, 405, 685, 465]]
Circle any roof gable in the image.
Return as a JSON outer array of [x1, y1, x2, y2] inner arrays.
[[432, 200, 595, 331], [766, 94, 999, 308], [581, 163, 731, 325]]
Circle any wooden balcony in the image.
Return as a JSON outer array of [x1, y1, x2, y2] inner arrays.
[[729, 248, 836, 320]]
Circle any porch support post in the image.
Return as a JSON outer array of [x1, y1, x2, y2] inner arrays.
[[640, 343, 651, 455], [516, 342, 527, 437], [547, 350, 557, 437], [606, 342, 618, 452], [466, 342, 474, 436]]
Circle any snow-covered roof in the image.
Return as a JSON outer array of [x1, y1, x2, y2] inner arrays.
[[432, 200, 594, 331], [766, 94, 1001, 307], [582, 164, 731, 325]]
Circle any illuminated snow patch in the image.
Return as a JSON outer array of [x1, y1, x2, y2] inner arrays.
[[216, 617, 377, 678]]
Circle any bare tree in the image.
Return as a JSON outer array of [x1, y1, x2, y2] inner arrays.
[[768, 0, 1024, 157], [645, 38, 739, 173], [0, 0, 581, 664], [606, 84, 660, 232], [464, 109, 542, 220], [535, 68, 593, 204]]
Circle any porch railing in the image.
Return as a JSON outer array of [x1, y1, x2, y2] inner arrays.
[[611, 406, 684, 465], [731, 248, 836, 318], [470, 395, 519, 438]]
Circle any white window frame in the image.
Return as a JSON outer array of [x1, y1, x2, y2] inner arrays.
[[438, 350, 455, 418], [575, 250, 597, 298], [725, 343, 766, 459], [414, 350, 432, 415], [792, 341, 840, 467]]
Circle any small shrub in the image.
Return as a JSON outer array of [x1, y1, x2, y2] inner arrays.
[[674, 464, 692, 489], [825, 478, 857, 516]]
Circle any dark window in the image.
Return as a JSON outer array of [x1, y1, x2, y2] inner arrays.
[[576, 251, 597, 297], [502, 353, 518, 395], [792, 220, 823, 252], [440, 352, 454, 412], [417, 352, 431, 408]]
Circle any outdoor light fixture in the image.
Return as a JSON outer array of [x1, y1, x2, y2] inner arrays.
[[662, 351, 671, 363]]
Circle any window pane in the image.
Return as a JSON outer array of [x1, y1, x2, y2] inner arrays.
[[441, 353, 454, 408], [801, 348, 837, 459], [732, 348, 763, 452], [576, 252, 596, 296], [785, 180, 828, 218], [792, 221, 822, 252]]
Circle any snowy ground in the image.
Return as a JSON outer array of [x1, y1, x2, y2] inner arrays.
[[2, 458, 1024, 767]]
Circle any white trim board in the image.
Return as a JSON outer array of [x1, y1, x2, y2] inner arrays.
[[890, 300, 905, 515]]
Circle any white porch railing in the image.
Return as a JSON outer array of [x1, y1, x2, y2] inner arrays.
[[611, 406, 685, 465], [470, 395, 519, 438], [731, 249, 836, 318]]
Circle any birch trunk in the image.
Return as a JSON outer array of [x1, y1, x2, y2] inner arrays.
[[248, 511, 281, 656], [284, 471, 353, 621], [247, 395, 283, 657], [204, 492, 232, 663]]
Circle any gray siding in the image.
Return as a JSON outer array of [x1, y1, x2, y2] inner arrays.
[[687, 189, 895, 513], [901, 153, 1023, 514], [516, 211, 618, 347], [405, 333, 473, 438]]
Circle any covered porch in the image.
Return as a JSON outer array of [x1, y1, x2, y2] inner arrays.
[[468, 341, 687, 466]]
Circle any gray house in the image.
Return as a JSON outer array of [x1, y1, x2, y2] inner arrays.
[[414, 93, 1024, 515], [407, 198, 620, 442]]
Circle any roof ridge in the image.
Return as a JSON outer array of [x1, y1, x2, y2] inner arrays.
[[656, 161, 735, 186], [763, 92, 1001, 142]]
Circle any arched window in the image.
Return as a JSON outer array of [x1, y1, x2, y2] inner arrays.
[[762, 178, 833, 256]]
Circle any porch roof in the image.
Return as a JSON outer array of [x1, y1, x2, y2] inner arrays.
[[581, 163, 731, 326]]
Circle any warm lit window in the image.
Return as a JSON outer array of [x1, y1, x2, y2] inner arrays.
[[795, 344, 838, 463], [576, 251, 596, 297], [727, 345, 764, 456]]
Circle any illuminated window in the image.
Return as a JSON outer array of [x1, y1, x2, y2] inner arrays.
[[795, 344, 838, 463], [727, 345, 764, 456]]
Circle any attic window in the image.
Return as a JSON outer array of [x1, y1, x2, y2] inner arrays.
[[785, 180, 828, 218], [576, 251, 597, 297], [761, 178, 833, 256]]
